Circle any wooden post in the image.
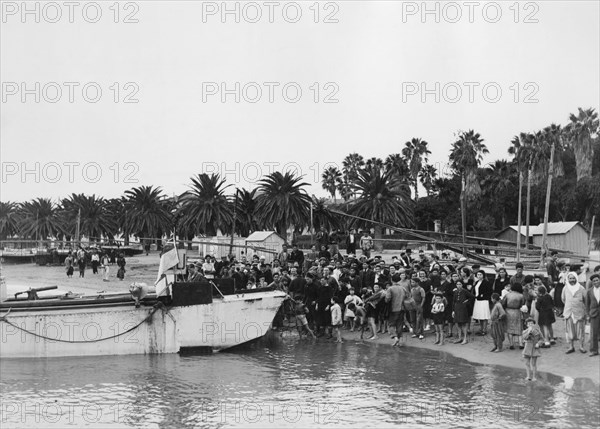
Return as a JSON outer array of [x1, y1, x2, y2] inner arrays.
[[525, 167, 532, 250], [516, 171, 523, 262], [540, 142, 555, 268], [229, 189, 238, 258], [461, 175, 467, 256], [589, 215, 596, 253]]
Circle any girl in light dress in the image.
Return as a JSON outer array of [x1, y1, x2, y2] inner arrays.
[[522, 317, 544, 381], [343, 288, 363, 331]]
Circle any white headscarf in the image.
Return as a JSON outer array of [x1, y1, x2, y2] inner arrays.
[[566, 271, 580, 296]]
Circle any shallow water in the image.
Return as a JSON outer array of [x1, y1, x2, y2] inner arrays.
[[1, 337, 598, 428]]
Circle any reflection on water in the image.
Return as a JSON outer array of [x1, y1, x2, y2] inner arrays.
[[1, 338, 598, 428]]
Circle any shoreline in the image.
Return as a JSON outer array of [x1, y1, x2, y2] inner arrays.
[[2, 256, 599, 385], [311, 326, 600, 386]]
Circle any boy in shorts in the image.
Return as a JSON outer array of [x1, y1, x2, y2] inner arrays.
[[347, 302, 367, 339]]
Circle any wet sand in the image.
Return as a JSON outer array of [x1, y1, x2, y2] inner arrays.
[[2, 254, 599, 385]]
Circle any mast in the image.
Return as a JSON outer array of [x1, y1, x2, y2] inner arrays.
[[310, 199, 314, 245], [516, 171, 523, 262], [525, 163, 532, 250], [229, 188, 238, 258], [539, 141, 555, 268], [75, 208, 81, 247]]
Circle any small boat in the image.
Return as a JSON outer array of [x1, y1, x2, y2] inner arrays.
[[0, 263, 286, 358]]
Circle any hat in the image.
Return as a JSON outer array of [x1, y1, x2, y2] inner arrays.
[[260, 255, 266, 260]]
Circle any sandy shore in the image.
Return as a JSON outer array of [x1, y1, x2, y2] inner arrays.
[[2, 254, 598, 385]]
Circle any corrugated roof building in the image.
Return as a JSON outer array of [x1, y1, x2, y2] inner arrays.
[[496, 222, 590, 256]]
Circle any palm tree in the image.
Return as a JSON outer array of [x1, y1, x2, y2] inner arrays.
[[419, 164, 438, 197], [385, 153, 410, 179], [254, 171, 312, 241], [402, 138, 431, 200], [349, 167, 413, 251], [311, 197, 340, 232], [18, 198, 64, 241], [235, 188, 259, 236], [449, 130, 488, 254], [365, 157, 384, 173], [480, 160, 516, 228], [178, 174, 233, 237], [342, 153, 365, 182], [321, 166, 342, 202], [61, 194, 118, 242], [123, 186, 173, 247], [0, 201, 20, 240], [106, 197, 128, 243], [342, 153, 365, 199], [335, 179, 354, 202], [565, 107, 599, 182]]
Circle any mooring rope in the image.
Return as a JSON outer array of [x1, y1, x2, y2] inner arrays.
[[0, 302, 166, 343]]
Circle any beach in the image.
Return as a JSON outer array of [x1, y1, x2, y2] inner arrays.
[[2, 254, 598, 386]]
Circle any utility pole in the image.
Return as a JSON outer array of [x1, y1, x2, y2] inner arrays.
[[516, 171, 523, 262], [229, 188, 238, 258], [540, 142, 555, 268], [310, 199, 314, 245], [525, 162, 532, 250], [461, 176, 467, 256]]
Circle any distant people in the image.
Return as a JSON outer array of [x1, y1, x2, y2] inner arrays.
[[359, 231, 373, 259], [64, 253, 74, 278], [117, 253, 126, 281], [278, 244, 290, 269], [316, 226, 329, 250], [101, 253, 110, 282], [345, 229, 357, 255], [203, 256, 216, 280], [289, 244, 304, 268], [91, 251, 100, 274]]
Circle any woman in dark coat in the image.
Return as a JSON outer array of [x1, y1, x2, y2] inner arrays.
[[535, 285, 556, 347], [418, 270, 433, 331], [439, 270, 456, 337], [493, 268, 511, 296], [452, 280, 474, 345]]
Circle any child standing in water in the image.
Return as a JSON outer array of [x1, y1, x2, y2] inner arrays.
[[294, 296, 316, 339], [522, 317, 543, 381], [330, 297, 343, 343], [431, 293, 446, 345], [489, 293, 506, 352]]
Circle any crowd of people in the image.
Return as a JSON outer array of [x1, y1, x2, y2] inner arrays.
[[184, 234, 600, 378], [63, 248, 127, 282]]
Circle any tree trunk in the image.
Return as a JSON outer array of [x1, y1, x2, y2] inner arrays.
[[461, 176, 467, 256], [374, 225, 384, 252]]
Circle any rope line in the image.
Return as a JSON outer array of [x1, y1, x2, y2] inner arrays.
[[0, 303, 165, 343]]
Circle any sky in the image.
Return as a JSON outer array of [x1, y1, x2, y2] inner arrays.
[[1, 0, 599, 202]]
